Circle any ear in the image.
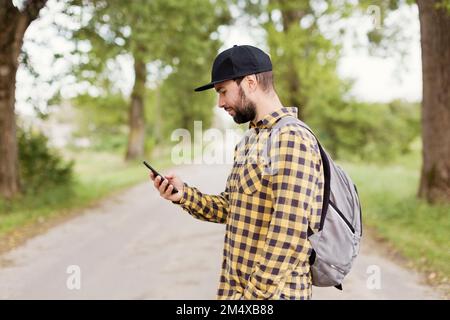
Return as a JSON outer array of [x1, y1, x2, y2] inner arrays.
[[245, 74, 258, 92]]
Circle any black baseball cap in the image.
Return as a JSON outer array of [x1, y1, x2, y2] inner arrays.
[[194, 45, 272, 92]]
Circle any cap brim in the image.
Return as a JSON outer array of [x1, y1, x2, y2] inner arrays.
[[194, 82, 215, 92], [194, 68, 273, 92], [194, 77, 236, 92]]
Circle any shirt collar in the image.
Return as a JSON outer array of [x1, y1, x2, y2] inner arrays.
[[249, 106, 298, 129]]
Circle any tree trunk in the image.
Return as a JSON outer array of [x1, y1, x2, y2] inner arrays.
[[125, 58, 146, 160], [286, 66, 304, 120], [281, 7, 307, 120], [0, 0, 48, 199], [0, 5, 22, 199], [417, 0, 450, 203], [154, 85, 162, 145], [0, 49, 20, 199]]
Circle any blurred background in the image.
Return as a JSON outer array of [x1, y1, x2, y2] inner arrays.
[[0, 0, 448, 299]]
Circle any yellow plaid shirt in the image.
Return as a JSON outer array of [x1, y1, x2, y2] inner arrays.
[[177, 107, 324, 300]]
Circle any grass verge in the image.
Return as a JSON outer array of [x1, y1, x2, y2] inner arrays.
[[341, 154, 449, 293], [0, 148, 173, 252]]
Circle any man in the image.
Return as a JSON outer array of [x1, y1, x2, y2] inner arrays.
[[149, 45, 324, 300]]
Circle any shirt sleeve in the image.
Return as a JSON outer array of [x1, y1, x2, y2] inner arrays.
[[243, 128, 322, 299], [176, 183, 229, 224]]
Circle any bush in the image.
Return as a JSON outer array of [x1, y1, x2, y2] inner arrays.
[[310, 99, 421, 162], [90, 134, 128, 152], [18, 127, 74, 194], [72, 93, 129, 152]]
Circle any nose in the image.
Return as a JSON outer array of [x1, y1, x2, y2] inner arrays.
[[218, 96, 226, 109]]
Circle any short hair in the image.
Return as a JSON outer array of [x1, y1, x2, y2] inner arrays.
[[234, 71, 274, 92]]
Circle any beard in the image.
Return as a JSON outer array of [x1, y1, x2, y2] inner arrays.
[[232, 85, 256, 124]]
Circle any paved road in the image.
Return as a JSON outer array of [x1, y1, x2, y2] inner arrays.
[[0, 164, 443, 299]]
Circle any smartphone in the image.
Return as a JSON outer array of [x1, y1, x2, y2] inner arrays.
[[143, 160, 179, 194]]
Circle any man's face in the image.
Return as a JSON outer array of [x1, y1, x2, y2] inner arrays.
[[214, 79, 256, 124]]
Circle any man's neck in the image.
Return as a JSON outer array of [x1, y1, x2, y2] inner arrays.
[[254, 93, 284, 123]]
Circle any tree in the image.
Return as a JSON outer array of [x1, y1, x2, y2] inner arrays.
[[66, 0, 230, 160], [238, 0, 367, 160], [247, 0, 450, 202], [239, 0, 353, 121], [0, 0, 48, 199], [362, 0, 450, 203], [159, 49, 219, 139], [416, 0, 450, 203]]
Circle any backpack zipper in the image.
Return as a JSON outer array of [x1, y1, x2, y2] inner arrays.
[[329, 201, 355, 234]]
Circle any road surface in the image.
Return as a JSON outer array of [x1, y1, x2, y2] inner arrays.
[[0, 164, 443, 299]]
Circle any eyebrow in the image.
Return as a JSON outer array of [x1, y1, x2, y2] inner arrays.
[[215, 86, 224, 93]]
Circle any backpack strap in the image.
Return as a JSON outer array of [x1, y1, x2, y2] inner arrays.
[[266, 115, 331, 234]]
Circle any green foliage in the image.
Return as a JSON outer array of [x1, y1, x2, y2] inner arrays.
[[89, 135, 128, 152], [437, 0, 450, 13], [158, 53, 218, 138], [72, 93, 128, 151], [344, 153, 450, 284], [262, 0, 348, 119], [64, 0, 231, 150], [357, 0, 420, 59], [310, 99, 421, 162], [0, 150, 169, 236], [17, 127, 74, 194], [239, 1, 421, 163]]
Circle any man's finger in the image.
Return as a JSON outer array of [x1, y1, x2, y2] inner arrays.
[[159, 178, 168, 195], [164, 184, 173, 197], [153, 175, 161, 189]]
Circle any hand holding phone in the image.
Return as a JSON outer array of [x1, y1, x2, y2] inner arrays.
[[143, 160, 179, 194]]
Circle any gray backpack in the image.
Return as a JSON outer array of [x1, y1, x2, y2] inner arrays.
[[271, 116, 363, 290]]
